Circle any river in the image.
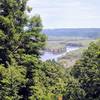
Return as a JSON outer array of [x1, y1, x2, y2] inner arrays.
[[40, 46, 80, 61]]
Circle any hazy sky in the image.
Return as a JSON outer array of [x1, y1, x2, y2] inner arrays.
[[28, 0, 100, 29]]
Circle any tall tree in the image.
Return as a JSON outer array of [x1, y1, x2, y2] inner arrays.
[[0, 0, 46, 66], [0, 0, 46, 99]]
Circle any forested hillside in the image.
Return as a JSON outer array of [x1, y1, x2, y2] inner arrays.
[[0, 0, 100, 100], [43, 28, 100, 38], [64, 41, 100, 100]]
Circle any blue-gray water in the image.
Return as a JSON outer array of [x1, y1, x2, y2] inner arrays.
[[41, 46, 79, 61]]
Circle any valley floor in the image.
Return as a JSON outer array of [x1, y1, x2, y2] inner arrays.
[[44, 36, 95, 67]]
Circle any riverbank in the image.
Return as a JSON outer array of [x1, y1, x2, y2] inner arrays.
[[41, 36, 95, 67], [40, 46, 80, 61], [58, 48, 85, 68]]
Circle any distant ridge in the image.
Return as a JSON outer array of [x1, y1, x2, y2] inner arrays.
[[43, 28, 100, 38]]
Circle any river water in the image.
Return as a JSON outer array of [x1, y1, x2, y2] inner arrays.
[[40, 46, 80, 61]]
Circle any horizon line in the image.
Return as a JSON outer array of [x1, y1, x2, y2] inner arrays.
[[43, 27, 100, 30]]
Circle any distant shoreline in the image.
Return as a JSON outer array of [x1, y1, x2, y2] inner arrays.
[[43, 28, 100, 39], [41, 46, 80, 61]]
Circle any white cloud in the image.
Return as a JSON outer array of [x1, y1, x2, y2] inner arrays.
[[28, 0, 100, 28]]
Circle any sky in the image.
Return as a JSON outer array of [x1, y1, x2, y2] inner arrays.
[[28, 0, 100, 29]]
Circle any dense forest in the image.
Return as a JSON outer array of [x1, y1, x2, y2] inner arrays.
[[0, 0, 100, 100]]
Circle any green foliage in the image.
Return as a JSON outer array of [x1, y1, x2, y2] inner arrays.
[[0, 0, 46, 67], [1, 0, 100, 100], [28, 60, 66, 100], [63, 75, 85, 100], [0, 65, 26, 100], [0, 0, 46, 99], [42, 61, 66, 95], [71, 41, 100, 100]]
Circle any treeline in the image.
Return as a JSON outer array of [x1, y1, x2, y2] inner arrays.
[[64, 41, 100, 100], [0, 0, 100, 100], [43, 28, 100, 39]]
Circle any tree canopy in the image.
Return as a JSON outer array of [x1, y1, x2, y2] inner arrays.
[[71, 41, 100, 100], [0, 0, 100, 100]]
